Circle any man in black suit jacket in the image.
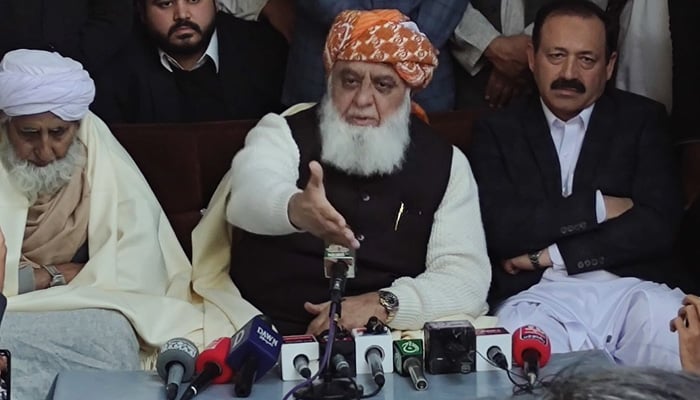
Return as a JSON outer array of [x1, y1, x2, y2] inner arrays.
[[91, 0, 287, 123], [469, 0, 688, 368]]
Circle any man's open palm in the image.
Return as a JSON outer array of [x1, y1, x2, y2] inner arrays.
[[288, 161, 360, 249]]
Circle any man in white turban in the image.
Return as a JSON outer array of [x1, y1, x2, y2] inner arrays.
[[0, 49, 205, 400]]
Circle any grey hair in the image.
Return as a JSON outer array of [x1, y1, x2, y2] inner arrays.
[[542, 365, 700, 400]]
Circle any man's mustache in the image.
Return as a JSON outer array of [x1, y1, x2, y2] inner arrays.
[[169, 20, 202, 36], [550, 78, 586, 93]]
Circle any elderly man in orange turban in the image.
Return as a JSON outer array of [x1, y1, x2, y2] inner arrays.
[[195, 9, 491, 336]]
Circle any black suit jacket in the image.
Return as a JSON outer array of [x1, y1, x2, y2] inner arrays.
[[91, 12, 287, 124], [468, 89, 686, 304], [0, 0, 133, 75]]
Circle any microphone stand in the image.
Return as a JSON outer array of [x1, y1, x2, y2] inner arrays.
[[294, 261, 363, 400]]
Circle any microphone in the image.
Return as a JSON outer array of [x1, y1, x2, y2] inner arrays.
[[352, 318, 392, 387], [156, 338, 199, 400], [393, 339, 428, 391], [423, 320, 476, 374], [512, 325, 551, 385], [293, 354, 311, 379], [475, 327, 512, 371], [331, 353, 352, 377], [180, 337, 233, 400], [280, 334, 319, 381], [365, 347, 386, 386], [318, 328, 356, 378], [225, 315, 282, 397], [487, 346, 508, 370], [324, 243, 356, 303]]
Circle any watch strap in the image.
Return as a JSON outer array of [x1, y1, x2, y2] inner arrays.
[[528, 250, 543, 269], [42, 264, 66, 287]]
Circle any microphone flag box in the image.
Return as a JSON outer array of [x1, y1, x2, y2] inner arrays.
[[475, 327, 512, 372], [323, 243, 356, 278], [281, 335, 320, 381], [423, 320, 476, 375], [226, 316, 282, 382], [351, 327, 394, 375], [393, 339, 423, 375]]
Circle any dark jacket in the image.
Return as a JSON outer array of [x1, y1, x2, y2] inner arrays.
[[0, 0, 133, 75], [91, 12, 287, 124], [468, 89, 686, 303]]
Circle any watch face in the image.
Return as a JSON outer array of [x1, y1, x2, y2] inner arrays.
[[380, 291, 399, 308]]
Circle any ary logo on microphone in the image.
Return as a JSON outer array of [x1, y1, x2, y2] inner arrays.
[[257, 326, 279, 348], [160, 339, 198, 358], [401, 341, 420, 354]]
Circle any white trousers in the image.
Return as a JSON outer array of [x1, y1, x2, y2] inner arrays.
[[495, 269, 685, 369]]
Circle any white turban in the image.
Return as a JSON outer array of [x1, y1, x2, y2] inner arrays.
[[0, 49, 95, 121]]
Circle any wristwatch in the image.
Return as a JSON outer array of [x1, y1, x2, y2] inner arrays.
[[42, 264, 66, 287], [528, 250, 543, 269], [378, 290, 399, 324]]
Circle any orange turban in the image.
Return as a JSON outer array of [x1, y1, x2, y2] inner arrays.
[[323, 9, 438, 90]]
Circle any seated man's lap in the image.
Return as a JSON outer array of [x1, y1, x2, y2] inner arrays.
[[0, 309, 140, 400], [495, 278, 684, 368], [495, 301, 584, 353]]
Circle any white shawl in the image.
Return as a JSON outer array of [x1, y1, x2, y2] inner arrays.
[[1, 112, 204, 367]]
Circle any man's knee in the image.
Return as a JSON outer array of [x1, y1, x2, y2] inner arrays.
[[0, 309, 140, 370], [624, 287, 684, 332], [615, 287, 684, 368]]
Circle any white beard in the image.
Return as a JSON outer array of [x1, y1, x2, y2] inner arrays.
[[318, 91, 411, 177], [0, 136, 86, 201]]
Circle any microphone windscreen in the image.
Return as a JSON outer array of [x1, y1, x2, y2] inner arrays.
[[512, 325, 551, 367], [156, 338, 199, 382], [195, 337, 234, 384]]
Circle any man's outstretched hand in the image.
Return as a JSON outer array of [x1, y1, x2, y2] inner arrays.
[[288, 161, 360, 249]]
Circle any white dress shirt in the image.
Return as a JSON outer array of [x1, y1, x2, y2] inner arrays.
[[540, 99, 606, 271]]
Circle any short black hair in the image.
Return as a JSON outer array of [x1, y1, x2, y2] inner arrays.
[[135, 0, 217, 12], [532, 0, 618, 62]]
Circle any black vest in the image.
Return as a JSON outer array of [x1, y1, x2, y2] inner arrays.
[[230, 107, 453, 335]]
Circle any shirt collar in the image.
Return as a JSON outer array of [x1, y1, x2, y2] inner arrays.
[[539, 98, 595, 131], [158, 29, 219, 73]]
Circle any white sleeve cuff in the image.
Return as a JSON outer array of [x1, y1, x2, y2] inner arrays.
[[548, 244, 565, 270], [595, 190, 607, 223]]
